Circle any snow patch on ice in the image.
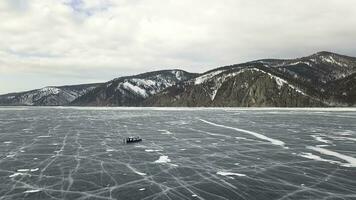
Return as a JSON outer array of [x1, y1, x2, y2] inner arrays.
[[106, 148, 115, 152], [154, 156, 171, 164]]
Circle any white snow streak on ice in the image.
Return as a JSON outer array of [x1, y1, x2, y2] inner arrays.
[[199, 119, 286, 147], [24, 189, 41, 194], [17, 169, 30, 172], [312, 135, 331, 144], [30, 168, 39, 172], [9, 173, 26, 178], [329, 136, 356, 142], [307, 146, 356, 167], [158, 130, 173, 135], [126, 164, 146, 176], [217, 171, 246, 177], [145, 149, 162, 152], [299, 152, 341, 165]]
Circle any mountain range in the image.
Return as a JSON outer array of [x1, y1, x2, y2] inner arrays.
[[1, 51, 355, 107]]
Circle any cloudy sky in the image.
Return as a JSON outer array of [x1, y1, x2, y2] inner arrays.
[[1, 0, 355, 94]]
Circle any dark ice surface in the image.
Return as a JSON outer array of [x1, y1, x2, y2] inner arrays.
[[0, 107, 356, 200]]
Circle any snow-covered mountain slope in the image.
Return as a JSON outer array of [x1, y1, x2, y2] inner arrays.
[[144, 52, 356, 107], [257, 51, 356, 83], [0, 84, 99, 106], [1, 51, 355, 107], [71, 70, 198, 106]]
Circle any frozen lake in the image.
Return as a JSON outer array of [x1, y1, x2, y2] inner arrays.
[[0, 107, 356, 200]]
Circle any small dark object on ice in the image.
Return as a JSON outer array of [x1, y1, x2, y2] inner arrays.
[[124, 136, 142, 144]]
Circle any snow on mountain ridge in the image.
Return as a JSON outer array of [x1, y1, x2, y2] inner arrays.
[[39, 87, 61, 95], [114, 70, 192, 98], [120, 82, 149, 98], [194, 70, 227, 85], [2, 86, 97, 106], [194, 67, 307, 101]]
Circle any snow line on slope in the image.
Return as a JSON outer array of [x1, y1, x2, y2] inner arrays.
[[307, 146, 356, 168], [199, 119, 286, 147]]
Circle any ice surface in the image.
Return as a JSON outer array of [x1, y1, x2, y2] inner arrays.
[[0, 107, 355, 200]]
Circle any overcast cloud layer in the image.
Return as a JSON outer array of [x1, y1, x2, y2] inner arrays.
[[1, 0, 356, 94]]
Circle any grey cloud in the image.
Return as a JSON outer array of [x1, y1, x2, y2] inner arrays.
[[0, 0, 356, 94]]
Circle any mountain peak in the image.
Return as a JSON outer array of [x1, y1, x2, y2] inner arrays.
[[310, 51, 355, 60], [315, 51, 334, 55]]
